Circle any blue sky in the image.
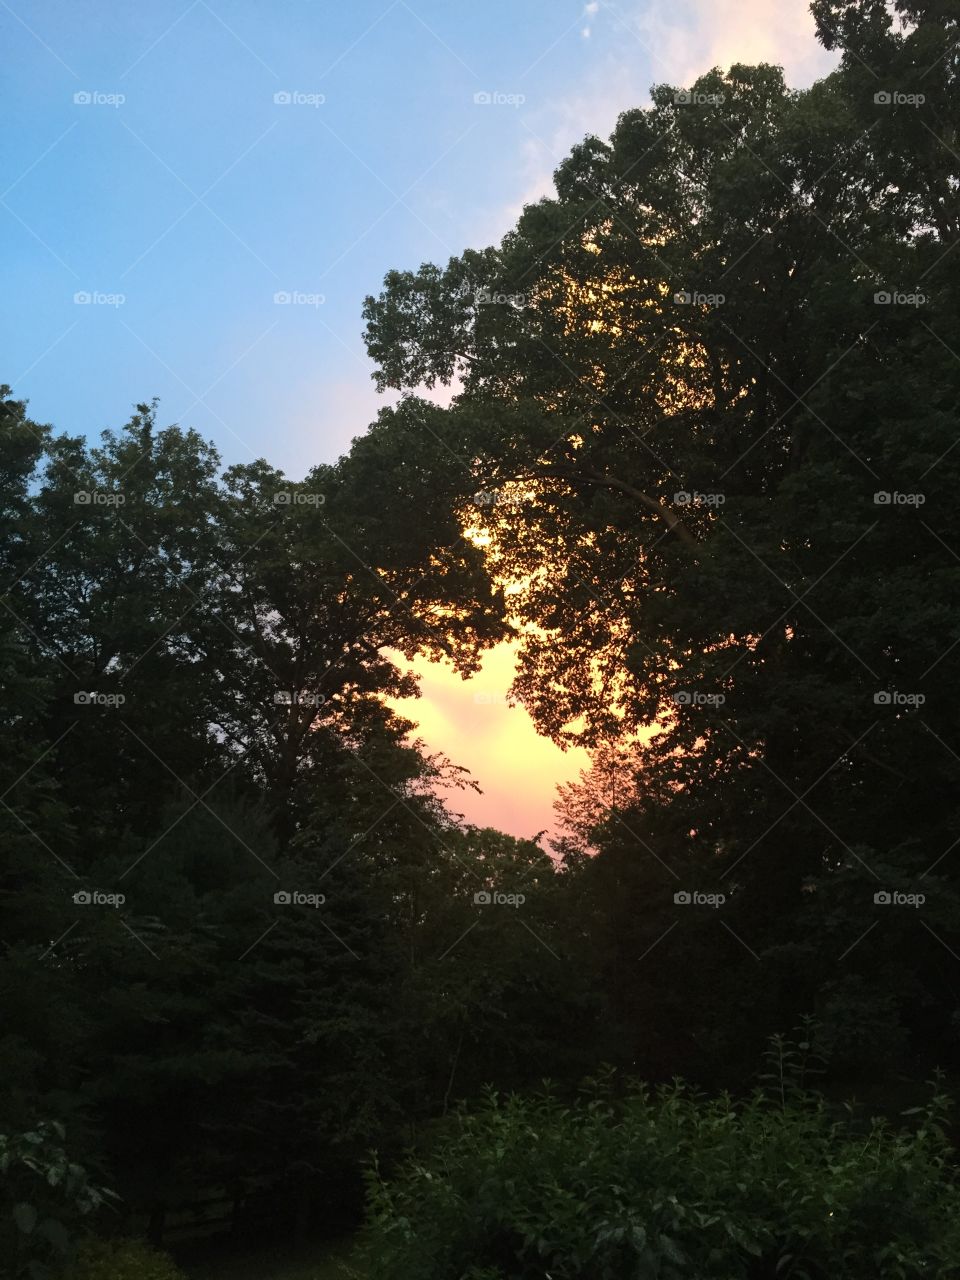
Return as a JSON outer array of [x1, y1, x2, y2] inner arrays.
[[3, 0, 623, 471], [2, 0, 834, 476]]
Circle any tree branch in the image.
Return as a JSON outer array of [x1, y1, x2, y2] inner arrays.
[[532, 463, 700, 551]]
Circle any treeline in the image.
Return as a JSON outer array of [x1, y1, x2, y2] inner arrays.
[[0, 394, 599, 1254]]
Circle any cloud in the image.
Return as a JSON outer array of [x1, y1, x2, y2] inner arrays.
[[479, 0, 837, 244], [626, 0, 837, 89]]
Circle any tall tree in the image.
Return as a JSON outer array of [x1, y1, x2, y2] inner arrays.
[[363, 34, 960, 1081]]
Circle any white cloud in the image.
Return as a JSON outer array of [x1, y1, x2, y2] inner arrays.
[[477, 0, 838, 244], [627, 0, 836, 89]]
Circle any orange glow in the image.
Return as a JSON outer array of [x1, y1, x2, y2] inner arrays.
[[390, 641, 590, 841]]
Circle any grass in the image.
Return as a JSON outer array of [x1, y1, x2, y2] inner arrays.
[[185, 1235, 365, 1280]]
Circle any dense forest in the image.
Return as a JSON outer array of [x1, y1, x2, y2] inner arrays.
[[5, 0, 960, 1276]]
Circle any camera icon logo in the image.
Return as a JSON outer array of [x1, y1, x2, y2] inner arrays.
[[473, 91, 492, 105], [74, 490, 92, 504], [274, 890, 292, 905], [674, 90, 692, 104], [673, 290, 691, 304], [873, 491, 892, 504], [874, 890, 891, 905], [474, 890, 492, 905], [874, 291, 892, 304], [73, 91, 92, 105], [73, 691, 93, 705], [873, 691, 892, 705], [274, 492, 292, 505], [674, 890, 692, 905], [673, 491, 691, 505], [274, 91, 292, 105], [874, 91, 892, 105], [73, 889, 92, 904]]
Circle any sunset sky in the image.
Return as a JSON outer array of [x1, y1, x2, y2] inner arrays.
[[2, 0, 836, 838]]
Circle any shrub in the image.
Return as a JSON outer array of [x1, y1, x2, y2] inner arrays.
[[361, 1067, 960, 1278], [62, 1237, 186, 1280], [0, 1122, 116, 1280]]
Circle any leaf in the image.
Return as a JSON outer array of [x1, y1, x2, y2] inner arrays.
[[38, 1217, 70, 1253], [658, 1233, 687, 1264], [14, 1201, 38, 1234]]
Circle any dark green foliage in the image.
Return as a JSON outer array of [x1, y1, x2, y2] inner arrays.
[[0, 1122, 116, 1279], [0, 387, 547, 1240], [363, 2, 960, 1092], [363, 1063, 960, 1279], [63, 1237, 186, 1280]]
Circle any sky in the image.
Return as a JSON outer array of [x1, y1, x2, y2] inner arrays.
[[1, 0, 837, 839]]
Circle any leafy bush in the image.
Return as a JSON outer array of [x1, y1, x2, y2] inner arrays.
[[0, 1122, 115, 1279], [361, 1062, 960, 1279], [61, 1236, 186, 1280]]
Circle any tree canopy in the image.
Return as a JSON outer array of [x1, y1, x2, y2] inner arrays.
[[363, 2, 960, 1081]]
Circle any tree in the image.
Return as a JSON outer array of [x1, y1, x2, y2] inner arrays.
[[0, 390, 553, 1243], [363, 32, 960, 1083]]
